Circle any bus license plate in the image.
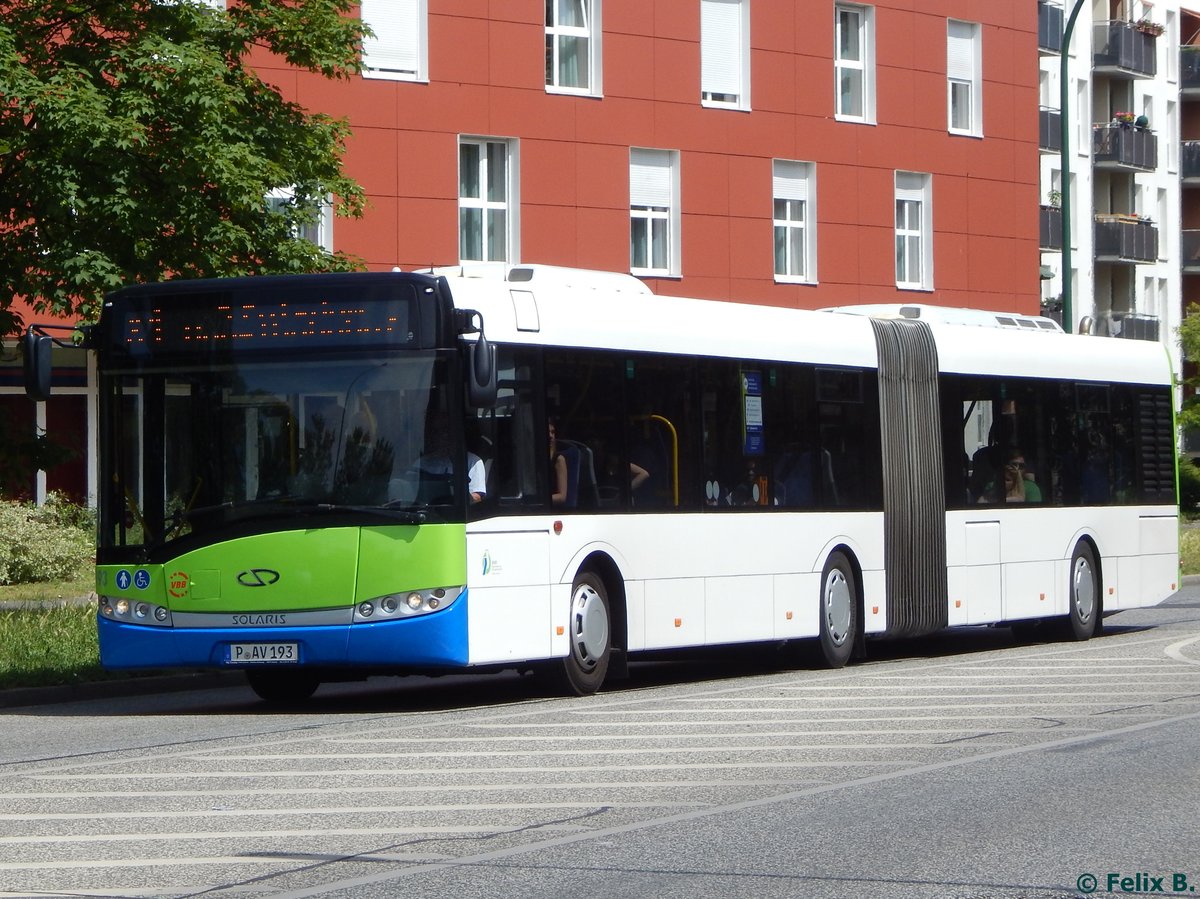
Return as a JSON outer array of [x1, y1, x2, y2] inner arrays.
[[228, 643, 298, 664]]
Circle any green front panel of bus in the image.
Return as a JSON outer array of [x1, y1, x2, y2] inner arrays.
[[95, 525, 466, 613], [355, 524, 466, 602]]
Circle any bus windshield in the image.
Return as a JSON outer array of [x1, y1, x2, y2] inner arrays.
[[100, 351, 467, 556]]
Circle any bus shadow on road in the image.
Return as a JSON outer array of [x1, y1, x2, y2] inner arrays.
[[9, 617, 1172, 720], [193, 619, 1165, 715]]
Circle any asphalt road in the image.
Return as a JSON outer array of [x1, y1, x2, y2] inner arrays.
[[1, 589, 1198, 899]]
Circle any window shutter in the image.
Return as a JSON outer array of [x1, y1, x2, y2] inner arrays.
[[701, 0, 741, 98], [362, 0, 420, 74], [947, 21, 975, 81], [896, 171, 925, 203], [773, 162, 810, 202], [631, 150, 673, 207]]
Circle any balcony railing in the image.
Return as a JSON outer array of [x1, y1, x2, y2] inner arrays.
[[1183, 230, 1200, 272], [1092, 124, 1157, 171], [1040, 205, 1063, 250], [1093, 20, 1158, 77], [1184, 141, 1200, 182], [1111, 313, 1161, 341], [1038, 2, 1063, 55], [1183, 46, 1200, 93], [1039, 108, 1062, 153], [1094, 215, 1158, 263]]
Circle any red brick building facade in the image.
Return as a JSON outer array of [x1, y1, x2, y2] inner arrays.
[[260, 0, 1041, 310]]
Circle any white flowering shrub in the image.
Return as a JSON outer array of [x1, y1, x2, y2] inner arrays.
[[0, 495, 94, 585]]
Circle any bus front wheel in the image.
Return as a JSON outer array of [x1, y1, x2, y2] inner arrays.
[[557, 571, 611, 696], [246, 668, 320, 704], [818, 552, 858, 669], [1062, 542, 1101, 641]]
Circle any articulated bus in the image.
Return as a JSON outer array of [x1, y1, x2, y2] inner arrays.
[[24, 266, 1179, 702]]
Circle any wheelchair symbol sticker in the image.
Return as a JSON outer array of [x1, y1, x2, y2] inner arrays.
[[133, 570, 151, 590]]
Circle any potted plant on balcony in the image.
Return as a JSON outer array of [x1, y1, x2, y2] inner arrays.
[[1135, 17, 1165, 37], [1047, 190, 1062, 208], [1112, 111, 1136, 127]]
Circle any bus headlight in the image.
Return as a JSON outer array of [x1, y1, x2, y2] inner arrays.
[[99, 596, 173, 628], [353, 586, 465, 622]]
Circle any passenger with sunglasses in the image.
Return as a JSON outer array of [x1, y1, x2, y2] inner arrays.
[[978, 447, 1042, 503]]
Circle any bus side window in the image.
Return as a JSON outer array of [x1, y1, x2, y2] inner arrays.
[[472, 347, 540, 512]]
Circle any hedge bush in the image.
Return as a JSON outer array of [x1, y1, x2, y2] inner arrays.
[[1180, 460, 1200, 518], [0, 494, 94, 585]]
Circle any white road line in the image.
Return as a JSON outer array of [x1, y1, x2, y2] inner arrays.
[[0, 799, 712, 822], [0, 827, 505, 845], [1165, 634, 1200, 665], [176, 742, 1007, 762]]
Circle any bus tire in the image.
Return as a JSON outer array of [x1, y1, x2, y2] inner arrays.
[[818, 551, 857, 669], [246, 668, 320, 704], [557, 570, 611, 696], [1062, 541, 1100, 641]]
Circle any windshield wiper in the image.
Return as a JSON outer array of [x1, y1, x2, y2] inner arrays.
[[313, 503, 430, 524]]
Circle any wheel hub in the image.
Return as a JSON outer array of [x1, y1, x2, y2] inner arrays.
[[1072, 556, 1095, 624], [824, 570, 852, 646], [571, 584, 609, 670]]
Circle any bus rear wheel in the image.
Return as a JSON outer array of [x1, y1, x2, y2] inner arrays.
[[246, 668, 320, 704], [1062, 541, 1100, 641], [556, 571, 611, 696], [818, 551, 858, 668]]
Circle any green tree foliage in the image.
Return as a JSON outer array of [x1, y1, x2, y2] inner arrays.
[[0, 0, 368, 330], [1180, 303, 1200, 435]]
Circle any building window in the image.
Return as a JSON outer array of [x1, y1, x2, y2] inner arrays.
[[700, 0, 750, 110], [835, 4, 873, 122], [773, 161, 816, 283], [947, 20, 981, 136], [895, 172, 932, 290], [630, 148, 679, 276], [266, 188, 333, 251], [459, 138, 518, 264], [546, 0, 601, 95], [361, 0, 428, 82]]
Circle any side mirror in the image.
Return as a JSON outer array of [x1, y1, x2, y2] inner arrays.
[[466, 334, 498, 408], [455, 308, 498, 408], [23, 329, 53, 402]]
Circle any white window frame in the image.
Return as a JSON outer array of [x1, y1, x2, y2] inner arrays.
[[834, 4, 874, 123], [266, 187, 334, 252], [947, 19, 982, 137], [546, 0, 602, 96], [772, 160, 816, 284], [361, 0, 428, 83], [700, 0, 751, 111], [630, 148, 681, 277], [895, 171, 933, 291], [458, 137, 520, 266]]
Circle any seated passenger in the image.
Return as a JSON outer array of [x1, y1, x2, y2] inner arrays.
[[978, 447, 1041, 503]]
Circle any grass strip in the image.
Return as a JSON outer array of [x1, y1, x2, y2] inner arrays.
[[0, 604, 107, 690]]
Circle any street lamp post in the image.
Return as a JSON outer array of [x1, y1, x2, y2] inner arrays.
[[1059, 0, 1087, 334]]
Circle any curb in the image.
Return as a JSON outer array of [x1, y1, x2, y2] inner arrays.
[[0, 671, 245, 710]]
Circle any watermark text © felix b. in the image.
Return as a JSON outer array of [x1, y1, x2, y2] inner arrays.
[[1076, 872, 1196, 894]]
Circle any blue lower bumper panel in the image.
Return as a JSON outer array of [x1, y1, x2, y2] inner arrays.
[[98, 593, 471, 670]]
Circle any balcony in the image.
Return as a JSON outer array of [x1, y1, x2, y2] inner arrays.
[[1094, 215, 1157, 263], [1039, 107, 1062, 153], [1183, 230, 1200, 273], [1040, 205, 1063, 251], [1111, 313, 1161, 341], [1092, 124, 1157, 171], [1093, 20, 1158, 78], [1038, 2, 1063, 55], [1184, 141, 1200, 184], [1184, 46, 1200, 95]]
